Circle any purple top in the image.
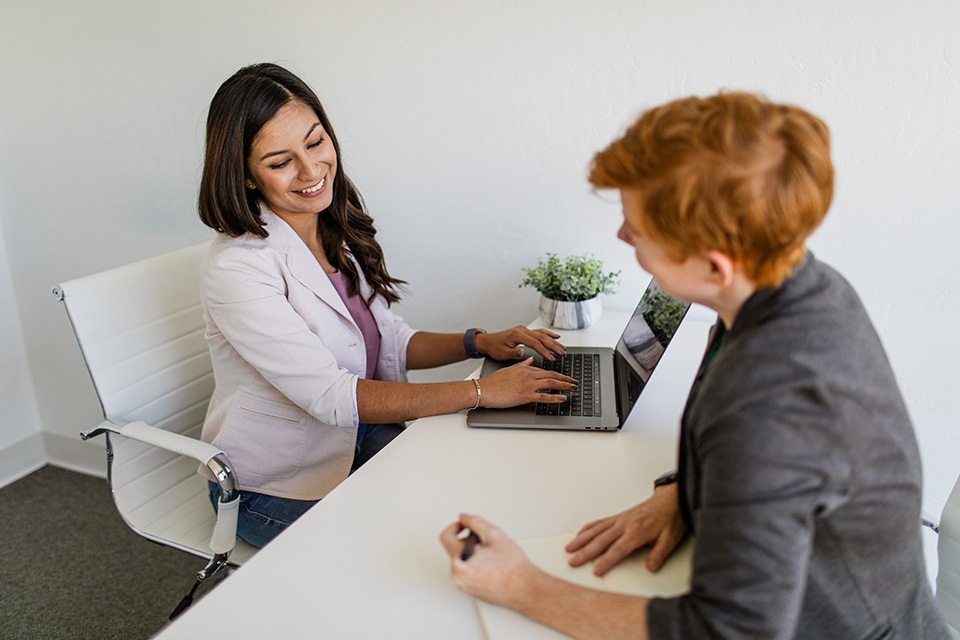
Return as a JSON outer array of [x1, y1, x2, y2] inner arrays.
[[327, 271, 381, 381]]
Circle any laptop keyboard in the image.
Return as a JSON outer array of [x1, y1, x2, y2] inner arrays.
[[535, 353, 601, 417]]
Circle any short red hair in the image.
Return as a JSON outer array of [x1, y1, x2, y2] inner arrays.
[[590, 92, 834, 288]]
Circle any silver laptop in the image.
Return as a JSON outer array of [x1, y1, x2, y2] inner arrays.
[[466, 278, 690, 431]]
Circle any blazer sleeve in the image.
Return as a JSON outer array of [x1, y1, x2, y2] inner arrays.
[[202, 245, 360, 428]]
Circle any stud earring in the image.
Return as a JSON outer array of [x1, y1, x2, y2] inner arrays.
[[246, 183, 256, 190]]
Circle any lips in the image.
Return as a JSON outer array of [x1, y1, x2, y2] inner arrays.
[[296, 177, 326, 194]]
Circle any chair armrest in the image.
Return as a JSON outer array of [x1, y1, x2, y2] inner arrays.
[[120, 420, 224, 465], [82, 419, 242, 555], [922, 514, 940, 534]]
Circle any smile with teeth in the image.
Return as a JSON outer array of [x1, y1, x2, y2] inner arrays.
[[297, 177, 325, 194]]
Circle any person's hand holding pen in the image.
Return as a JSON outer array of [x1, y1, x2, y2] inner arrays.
[[459, 529, 481, 561], [440, 514, 544, 610]]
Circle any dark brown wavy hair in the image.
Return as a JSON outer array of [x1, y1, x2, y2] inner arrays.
[[199, 62, 405, 305]]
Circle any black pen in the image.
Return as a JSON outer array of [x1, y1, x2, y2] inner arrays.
[[460, 530, 481, 561]]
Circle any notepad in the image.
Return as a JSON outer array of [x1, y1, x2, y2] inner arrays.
[[475, 533, 692, 640]]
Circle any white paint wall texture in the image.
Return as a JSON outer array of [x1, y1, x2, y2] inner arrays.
[[1, 1, 958, 518]]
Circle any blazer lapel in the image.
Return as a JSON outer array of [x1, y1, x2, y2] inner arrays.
[[261, 208, 354, 325]]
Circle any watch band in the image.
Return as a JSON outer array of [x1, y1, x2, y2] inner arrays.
[[463, 328, 486, 359], [653, 471, 678, 489]]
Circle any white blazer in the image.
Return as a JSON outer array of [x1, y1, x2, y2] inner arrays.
[[199, 208, 416, 500]]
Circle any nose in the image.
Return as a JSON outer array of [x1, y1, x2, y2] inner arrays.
[[617, 223, 633, 246], [297, 155, 323, 182]]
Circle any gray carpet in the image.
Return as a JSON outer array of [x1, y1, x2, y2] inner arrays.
[[0, 465, 229, 639]]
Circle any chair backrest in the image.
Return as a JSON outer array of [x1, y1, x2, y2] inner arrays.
[[54, 242, 252, 563], [939, 475, 960, 639], [56, 242, 213, 428]]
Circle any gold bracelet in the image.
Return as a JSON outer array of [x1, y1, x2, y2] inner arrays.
[[469, 378, 482, 411]]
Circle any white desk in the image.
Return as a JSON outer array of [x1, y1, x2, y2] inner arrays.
[[157, 309, 710, 639]]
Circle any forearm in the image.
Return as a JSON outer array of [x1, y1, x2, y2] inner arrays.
[[356, 378, 477, 423], [405, 331, 470, 369], [407, 326, 567, 370], [517, 571, 651, 640]]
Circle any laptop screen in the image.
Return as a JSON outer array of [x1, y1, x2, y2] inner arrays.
[[614, 279, 691, 422]]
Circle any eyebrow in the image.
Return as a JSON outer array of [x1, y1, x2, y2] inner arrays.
[[258, 122, 323, 161]]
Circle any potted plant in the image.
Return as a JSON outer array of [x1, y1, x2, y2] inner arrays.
[[519, 253, 620, 329]]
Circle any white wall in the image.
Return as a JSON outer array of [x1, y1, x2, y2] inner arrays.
[[1, 1, 957, 523], [0, 210, 45, 485]]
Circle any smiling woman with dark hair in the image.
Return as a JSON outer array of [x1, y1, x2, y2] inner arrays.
[[197, 62, 577, 548]]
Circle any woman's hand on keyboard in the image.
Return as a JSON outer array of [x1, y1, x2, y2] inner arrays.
[[479, 358, 578, 409], [475, 326, 566, 362]]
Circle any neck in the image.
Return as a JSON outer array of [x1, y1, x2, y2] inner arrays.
[[276, 212, 319, 248], [273, 210, 336, 273], [712, 273, 756, 329]]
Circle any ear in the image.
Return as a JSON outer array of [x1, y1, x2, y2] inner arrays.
[[703, 250, 736, 287]]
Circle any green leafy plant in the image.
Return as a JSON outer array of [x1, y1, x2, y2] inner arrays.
[[519, 253, 620, 302]]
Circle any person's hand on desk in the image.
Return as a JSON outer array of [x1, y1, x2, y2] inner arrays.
[[565, 483, 686, 576], [440, 514, 543, 609], [475, 326, 566, 362]]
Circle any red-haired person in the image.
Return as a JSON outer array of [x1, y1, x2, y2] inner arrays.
[[441, 92, 950, 640]]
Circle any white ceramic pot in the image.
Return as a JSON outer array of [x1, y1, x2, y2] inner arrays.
[[538, 295, 602, 329]]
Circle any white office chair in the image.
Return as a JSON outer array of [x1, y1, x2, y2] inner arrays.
[[52, 241, 257, 618], [932, 474, 960, 639]]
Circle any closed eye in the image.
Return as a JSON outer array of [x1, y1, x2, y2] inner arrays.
[[267, 136, 324, 169]]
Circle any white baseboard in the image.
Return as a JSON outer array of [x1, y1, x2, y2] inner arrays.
[[42, 431, 106, 479], [0, 434, 47, 489], [0, 432, 107, 490]]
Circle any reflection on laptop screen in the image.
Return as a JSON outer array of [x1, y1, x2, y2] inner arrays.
[[615, 280, 690, 415]]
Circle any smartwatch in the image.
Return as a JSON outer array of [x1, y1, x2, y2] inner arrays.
[[653, 471, 678, 489], [463, 328, 486, 359]]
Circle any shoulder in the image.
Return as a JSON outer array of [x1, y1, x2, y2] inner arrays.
[[693, 260, 867, 423], [751, 257, 869, 334], [205, 233, 284, 272], [688, 257, 911, 489], [202, 234, 291, 300], [728, 256, 885, 381]]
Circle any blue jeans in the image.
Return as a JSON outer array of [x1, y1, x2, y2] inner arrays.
[[208, 423, 404, 548]]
